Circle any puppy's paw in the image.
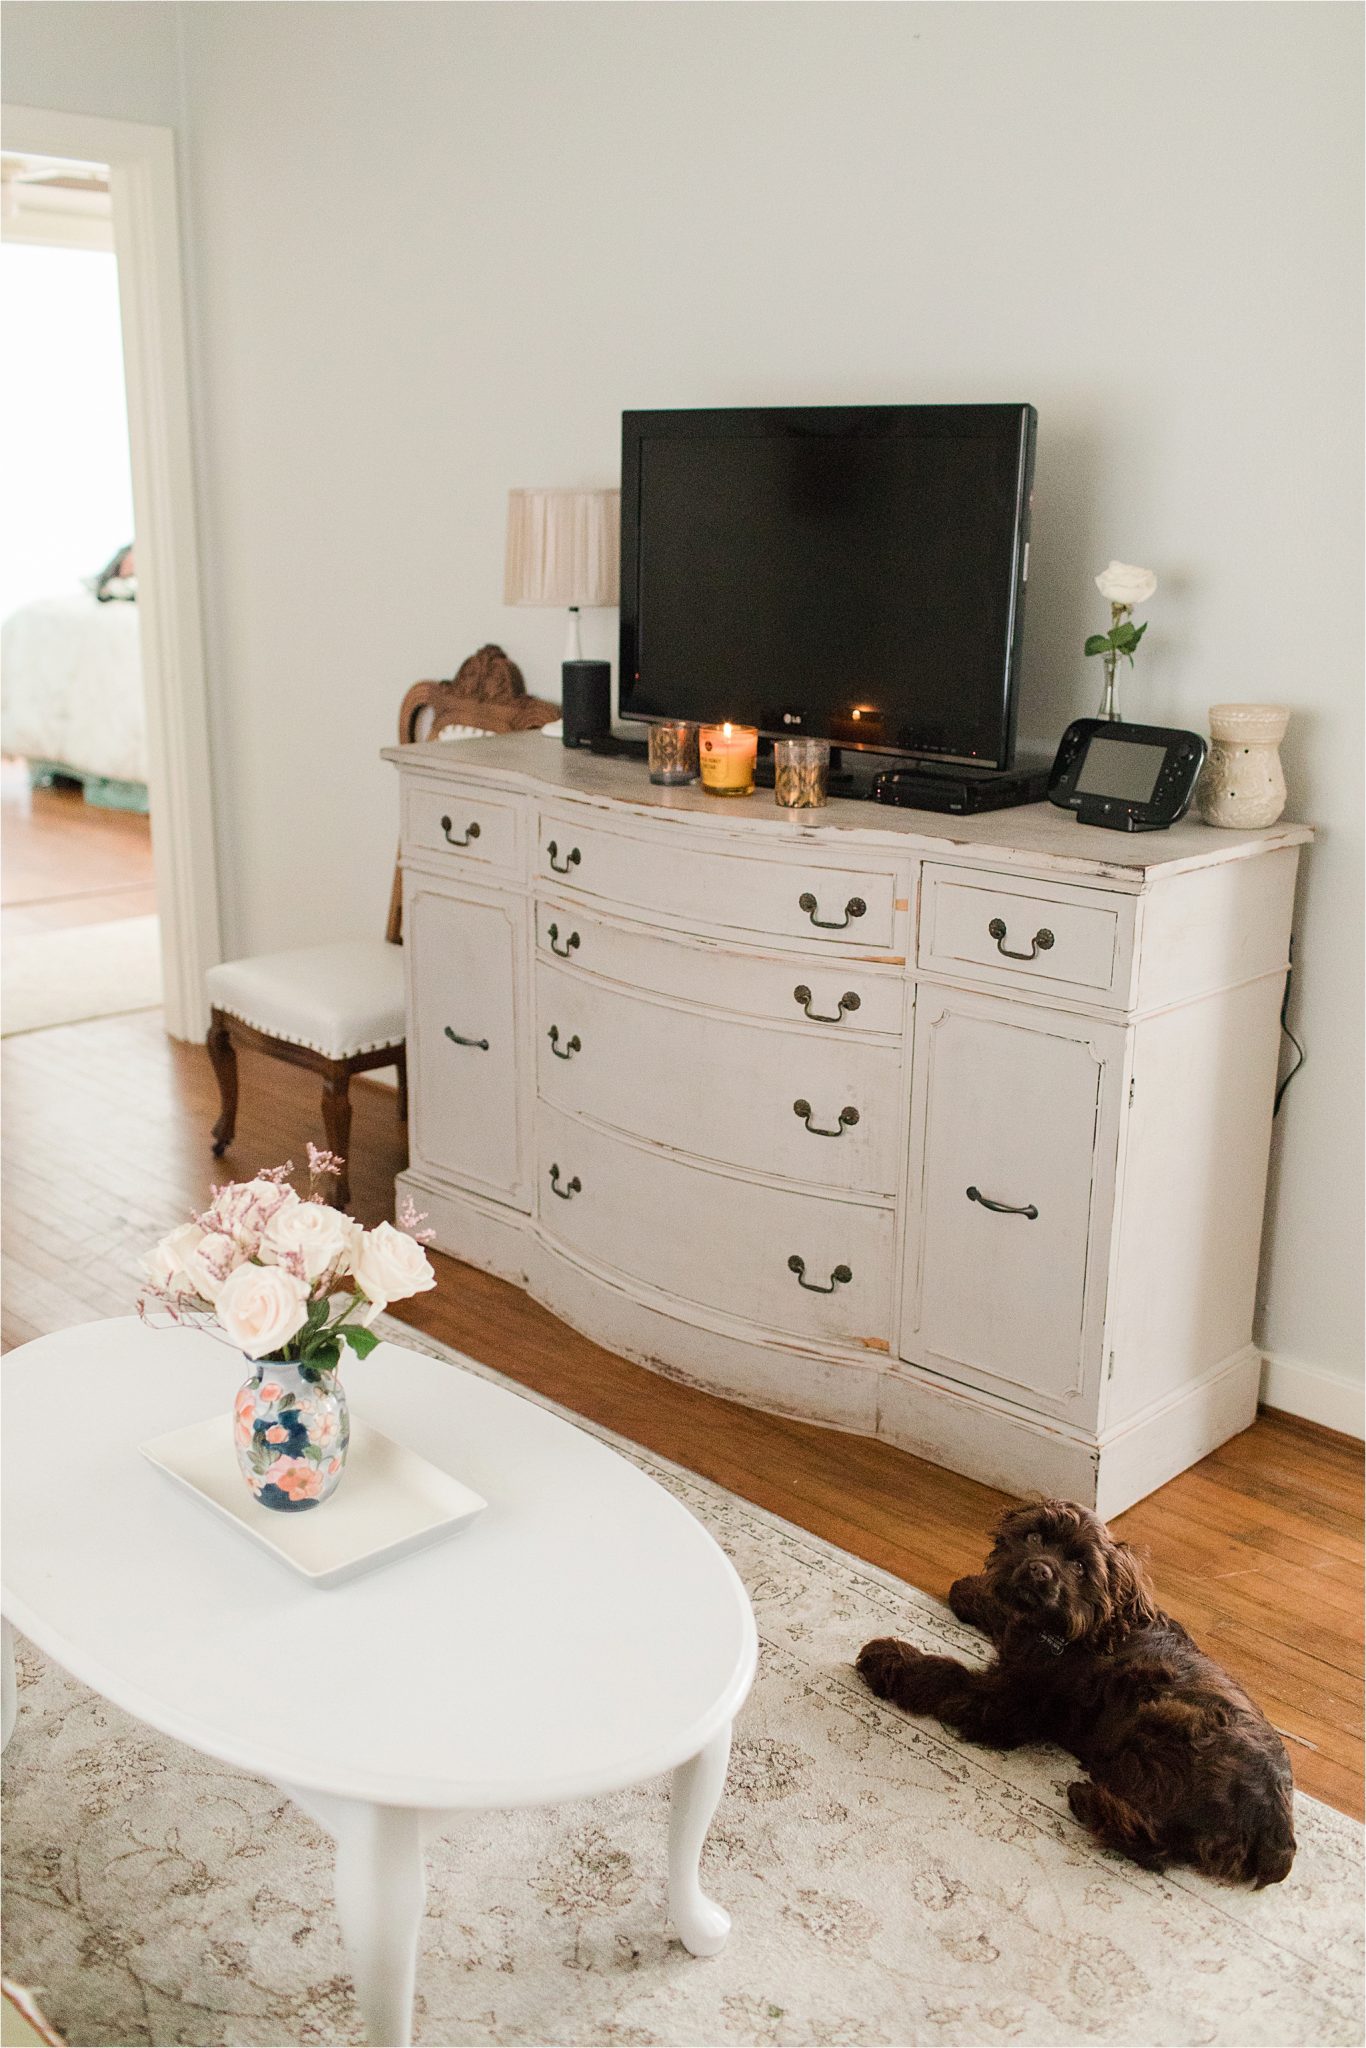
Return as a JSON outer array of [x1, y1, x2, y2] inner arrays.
[[948, 1575, 991, 1628], [1066, 1779, 1097, 1826], [856, 1636, 918, 1700]]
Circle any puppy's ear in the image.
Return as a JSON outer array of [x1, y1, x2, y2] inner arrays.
[[1106, 1539, 1158, 1630]]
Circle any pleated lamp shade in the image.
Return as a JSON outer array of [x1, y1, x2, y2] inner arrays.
[[504, 489, 620, 609]]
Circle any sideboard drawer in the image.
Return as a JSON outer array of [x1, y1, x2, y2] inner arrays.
[[404, 781, 521, 875], [537, 1104, 894, 1348], [535, 963, 903, 1195], [535, 808, 901, 950], [919, 865, 1136, 1005], [534, 900, 905, 1036]]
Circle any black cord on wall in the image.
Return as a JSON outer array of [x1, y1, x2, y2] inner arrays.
[[1273, 936, 1305, 1116]]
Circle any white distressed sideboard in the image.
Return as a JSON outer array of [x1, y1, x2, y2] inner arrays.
[[384, 734, 1310, 1515]]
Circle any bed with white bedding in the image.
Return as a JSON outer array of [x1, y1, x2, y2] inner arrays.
[[1, 584, 148, 810]]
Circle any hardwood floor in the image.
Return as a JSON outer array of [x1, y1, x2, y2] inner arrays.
[[1, 757, 157, 940], [2, 1007, 1361, 1819]]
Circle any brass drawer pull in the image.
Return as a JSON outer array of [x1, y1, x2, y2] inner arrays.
[[966, 1184, 1039, 1221], [444, 1027, 489, 1051], [549, 1164, 581, 1200], [439, 816, 480, 847], [547, 923, 580, 958], [788, 1255, 853, 1293], [988, 916, 1054, 961], [799, 891, 865, 930], [547, 840, 582, 874], [547, 1026, 581, 1061], [793, 1100, 859, 1137], [793, 985, 861, 1022]]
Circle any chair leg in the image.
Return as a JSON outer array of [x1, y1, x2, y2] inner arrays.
[[207, 1012, 239, 1158], [322, 1067, 353, 1209], [395, 1047, 409, 1125]]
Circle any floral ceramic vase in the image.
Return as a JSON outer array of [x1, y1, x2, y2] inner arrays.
[[233, 1359, 350, 1511], [1197, 704, 1290, 829]]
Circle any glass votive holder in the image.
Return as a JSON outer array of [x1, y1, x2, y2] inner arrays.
[[698, 723, 758, 797], [647, 720, 700, 785], [774, 737, 831, 809]]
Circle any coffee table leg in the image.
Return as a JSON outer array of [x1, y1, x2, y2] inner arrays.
[[287, 1789, 426, 2047], [1, 1619, 15, 1753], [668, 1723, 733, 1957]]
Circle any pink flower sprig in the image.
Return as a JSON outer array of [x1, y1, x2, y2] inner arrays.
[[397, 1191, 436, 1245]]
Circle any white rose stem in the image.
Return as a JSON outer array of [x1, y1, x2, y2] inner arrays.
[[1099, 601, 1128, 723]]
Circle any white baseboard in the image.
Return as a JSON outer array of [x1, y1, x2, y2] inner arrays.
[[1259, 1351, 1364, 1439]]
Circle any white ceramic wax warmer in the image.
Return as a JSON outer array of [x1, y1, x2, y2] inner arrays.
[[1197, 704, 1290, 829]]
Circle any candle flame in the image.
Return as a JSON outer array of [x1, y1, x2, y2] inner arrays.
[[722, 722, 733, 738]]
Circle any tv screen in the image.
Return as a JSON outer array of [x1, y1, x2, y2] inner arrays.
[[619, 405, 1035, 767]]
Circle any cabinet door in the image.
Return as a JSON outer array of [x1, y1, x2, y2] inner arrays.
[[900, 988, 1124, 1423], [405, 882, 529, 1209]]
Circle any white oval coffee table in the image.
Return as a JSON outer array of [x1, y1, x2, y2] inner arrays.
[[1, 1318, 757, 2046]]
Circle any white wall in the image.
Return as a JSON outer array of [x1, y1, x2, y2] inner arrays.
[[4, 1, 1361, 1416], [0, 0, 182, 128]]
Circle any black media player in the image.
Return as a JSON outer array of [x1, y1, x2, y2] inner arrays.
[[870, 757, 1051, 815]]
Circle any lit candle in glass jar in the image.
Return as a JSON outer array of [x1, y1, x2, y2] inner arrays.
[[698, 723, 758, 796]]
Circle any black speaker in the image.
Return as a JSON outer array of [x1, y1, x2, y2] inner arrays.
[[560, 660, 612, 748]]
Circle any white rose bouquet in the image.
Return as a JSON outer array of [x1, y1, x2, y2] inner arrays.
[[1086, 561, 1157, 719], [140, 1144, 436, 1368]]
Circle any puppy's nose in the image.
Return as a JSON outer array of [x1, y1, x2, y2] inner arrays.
[[1018, 1559, 1056, 1594]]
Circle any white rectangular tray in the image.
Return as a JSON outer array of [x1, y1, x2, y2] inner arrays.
[[141, 1413, 487, 1588]]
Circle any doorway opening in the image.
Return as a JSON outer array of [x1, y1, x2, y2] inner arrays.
[[0, 103, 220, 1042], [1, 152, 162, 1035]]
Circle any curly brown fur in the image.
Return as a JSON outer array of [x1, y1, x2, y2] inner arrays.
[[856, 1498, 1296, 1887]]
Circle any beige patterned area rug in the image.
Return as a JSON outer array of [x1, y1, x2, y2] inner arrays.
[[3, 1322, 1362, 2047]]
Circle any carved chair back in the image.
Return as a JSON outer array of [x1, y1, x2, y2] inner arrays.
[[386, 646, 560, 943]]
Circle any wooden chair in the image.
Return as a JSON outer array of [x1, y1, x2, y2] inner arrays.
[[205, 647, 559, 1206]]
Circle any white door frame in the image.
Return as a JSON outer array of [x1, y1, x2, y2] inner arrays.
[[3, 103, 220, 1040]]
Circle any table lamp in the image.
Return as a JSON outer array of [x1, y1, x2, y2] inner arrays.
[[504, 487, 621, 661]]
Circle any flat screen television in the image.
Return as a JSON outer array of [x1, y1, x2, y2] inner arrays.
[[619, 404, 1036, 768]]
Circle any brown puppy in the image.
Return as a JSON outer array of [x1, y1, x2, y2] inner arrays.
[[857, 1498, 1296, 1887]]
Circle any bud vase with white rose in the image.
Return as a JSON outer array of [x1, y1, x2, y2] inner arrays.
[[141, 1146, 436, 1512], [1086, 561, 1158, 722]]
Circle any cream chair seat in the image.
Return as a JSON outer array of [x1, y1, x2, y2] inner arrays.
[[206, 940, 405, 1063], [205, 938, 407, 1209], [204, 651, 560, 1207]]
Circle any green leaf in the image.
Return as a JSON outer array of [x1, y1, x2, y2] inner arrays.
[[305, 1337, 342, 1373], [1083, 634, 1112, 657], [1130, 620, 1148, 645], [302, 1444, 324, 1464], [1110, 622, 1140, 652], [339, 1324, 380, 1360]]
